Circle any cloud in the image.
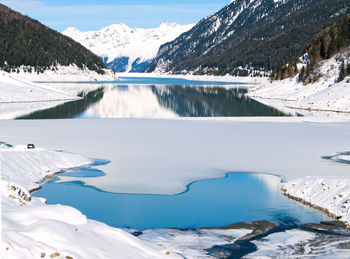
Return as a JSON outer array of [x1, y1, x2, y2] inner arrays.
[[1, 0, 45, 10]]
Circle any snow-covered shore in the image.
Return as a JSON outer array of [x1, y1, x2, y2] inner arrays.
[[247, 53, 350, 117], [243, 53, 350, 223], [1, 144, 179, 258], [281, 153, 350, 225], [7, 65, 118, 82], [2, 118, 350, 257], [0, 72, 82, 119]]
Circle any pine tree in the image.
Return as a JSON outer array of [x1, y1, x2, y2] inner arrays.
[[338, 60, 346, 82], [299, 66, 305, 82], [293, 62, 298, 73], [306, 62, 311, 78], [346, 61, 350, 76]]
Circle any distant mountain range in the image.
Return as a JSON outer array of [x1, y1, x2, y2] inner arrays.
[[146, 0, 350, 76], [0, 4, 107, 74], [2, 0, 350, 78], [63, 23, 194, 73]]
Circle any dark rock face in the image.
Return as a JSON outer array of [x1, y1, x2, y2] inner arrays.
[[204, 220, 278, 258], [146, 0, 350, 75], [202, 220, 278, 240], [106, 57, 152, 72], [303, 221, 350, 236]]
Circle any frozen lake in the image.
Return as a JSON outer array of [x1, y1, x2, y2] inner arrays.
[[33, 164, 331, 230], [17, 77, 290, 119]]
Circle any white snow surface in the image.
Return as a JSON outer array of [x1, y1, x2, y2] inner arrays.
[[1, 144, 180, 259], [0, 72, 80, 119], [7, 65, 118, 82], [283, 176, 350, 225], [139, 228, 251, 258], [0, 145, 91, 191], [63, 22, 194, 72], [248, 52, 350, 116], [0, 72, 77, 103], [250, 229, 350, 258], [1, 118, 349, 196]]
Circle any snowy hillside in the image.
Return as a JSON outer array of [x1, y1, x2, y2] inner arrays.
[[0, 4, 109, 75], [1, 144, 177, 258], [247, 50, 350, 116], [146, 0, 350, 75], [63, 22, 194, 73]]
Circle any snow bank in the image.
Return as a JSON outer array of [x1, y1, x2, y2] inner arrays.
[[2, 204, 177, 258], [140, 228, 251, 258], [282, 176, 350, 225], [250, 228, 350, 258], [247, 53, 350, 116], [7, 65, 118, 82], [0, 145, 91, 191], [0, 72, 81, 119], [280, 151, 350, 226], [0, 72, 77, 103], [1, 144, 178, 258]]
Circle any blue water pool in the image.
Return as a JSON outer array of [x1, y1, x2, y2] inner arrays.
[[33, 167, 331, 230]]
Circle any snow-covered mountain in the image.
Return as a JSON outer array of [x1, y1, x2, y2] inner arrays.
[[146, 0, 350, 75], [63, 22, 194, 73], [0, 4, 108, 76]]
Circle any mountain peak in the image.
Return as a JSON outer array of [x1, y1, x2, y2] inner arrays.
[[158, 22, 179, 28], [103, 23, 131, 31], [63, 22, 194, 73], [146, 0, 350, 75], [62, 27, 80, 34]]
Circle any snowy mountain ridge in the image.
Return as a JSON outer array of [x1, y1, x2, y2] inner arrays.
[[146, 0, 349, 75], [63, 22, 194, 73]]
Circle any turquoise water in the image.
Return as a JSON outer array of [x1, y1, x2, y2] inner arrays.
[[33, 166, 331, 230]]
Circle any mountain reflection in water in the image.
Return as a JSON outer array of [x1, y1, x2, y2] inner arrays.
[[17, 84, 290, 119]]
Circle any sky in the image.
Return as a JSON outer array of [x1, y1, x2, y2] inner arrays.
[[1, 0, 229, 32]]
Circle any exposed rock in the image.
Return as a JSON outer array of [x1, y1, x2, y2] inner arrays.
[[131, 231, 143, 237], [201, 220, 277, 241], [338, 242, 350, 249], [49, 252, 60, 258], [303, 221, 350, 236]]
